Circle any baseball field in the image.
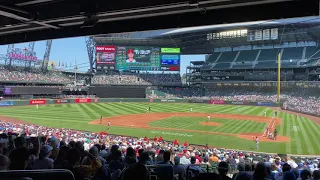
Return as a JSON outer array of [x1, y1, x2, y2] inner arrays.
[[0, 102, 319, 155]]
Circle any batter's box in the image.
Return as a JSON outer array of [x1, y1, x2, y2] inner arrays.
[[291, 126, 300, 132]]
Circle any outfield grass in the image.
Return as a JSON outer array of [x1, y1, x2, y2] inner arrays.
[[0, 102, 319, 155]]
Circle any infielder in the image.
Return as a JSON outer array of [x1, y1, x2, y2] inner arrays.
[[108, 121, 111, 130], [264, 111, 267, 117], [100, 115, 102, 124], [36, 104, 38, 110], [190, 108, 193, 112], [207, 115, 211, 121]]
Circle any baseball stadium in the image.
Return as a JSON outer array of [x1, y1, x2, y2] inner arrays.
[[0, 0, 320, 179]]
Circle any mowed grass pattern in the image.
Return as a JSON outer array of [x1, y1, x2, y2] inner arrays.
[[0, 102, 319, 155]]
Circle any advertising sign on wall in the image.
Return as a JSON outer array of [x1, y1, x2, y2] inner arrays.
[[56, 99, 70, 104], [209, 100, 225, 104], [0, 101, 14, 106], [256, 102, 275, 106], [29, 100, 46, 105], [75, 98, 92, 103]]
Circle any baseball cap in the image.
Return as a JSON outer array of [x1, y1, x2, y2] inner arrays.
[[174, 156, 180, 164], [41, 145, 53, 154], [128, 49, 134, 54]]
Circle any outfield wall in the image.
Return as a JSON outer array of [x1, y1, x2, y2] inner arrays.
[[0, 98, 280, 107]]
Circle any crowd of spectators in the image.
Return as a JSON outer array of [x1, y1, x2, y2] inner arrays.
[[62, 95, 96, 99], [146, 86, 320, 116], [0, 120, 319, 180], [0, 69, 72, 83], [91, 73, 182, 86]]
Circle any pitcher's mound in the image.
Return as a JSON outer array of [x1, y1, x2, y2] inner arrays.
[[200, 122, 222, 126]]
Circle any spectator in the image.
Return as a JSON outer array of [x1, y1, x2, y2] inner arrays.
[[125, 147, 137, 166], [109, 150, 124, 171], [313, 170, 320, 180], [189, 156, 205, 173], [219, 161, 232, 180], [253, 162, 270, 180], [121, 163, 151, 180], [30, 145, 54, 169], [173, 156, 187, 180], [9, 147, 30, 170], [54, 145, 70, 169], [66, 148, 101, 180], [158, 150, 172, 165], [298, 169, 311, 180], [283, 171, 297, 180], [0, 154, 9, 171]]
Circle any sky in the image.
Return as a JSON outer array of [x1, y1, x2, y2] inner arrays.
[[0, 37, 205, 75]]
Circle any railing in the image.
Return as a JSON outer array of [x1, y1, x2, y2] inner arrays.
[[0, 169, 74, 180]]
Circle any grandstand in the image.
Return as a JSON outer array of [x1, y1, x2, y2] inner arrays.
[[2, 16, 320, 180]]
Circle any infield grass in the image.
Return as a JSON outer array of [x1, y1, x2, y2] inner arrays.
[[0, 102, 319, 155]]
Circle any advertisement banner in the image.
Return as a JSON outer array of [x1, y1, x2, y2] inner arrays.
[[209, 100, 225, 104], [230, 101, 248, 105], [56, 99, 70, 104], [3, 87, 12, 95], [189, 99, 209, 103], [0, 101, 14, 106], [29, 100, 46, 105], [96, 46, 116, 65], [160, 99, 176, 102], [75, 98, 92, 103], [256, 102, 275, 106]]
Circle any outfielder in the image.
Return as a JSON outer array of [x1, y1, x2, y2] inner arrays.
[[36, 104, 38, 110]]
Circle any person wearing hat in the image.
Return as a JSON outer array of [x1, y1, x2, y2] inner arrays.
[[126, 49, 136, 63], [30, 145, 54, 169], [173, 156, 187, 180]]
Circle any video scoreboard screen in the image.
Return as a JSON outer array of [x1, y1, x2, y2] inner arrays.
[[96, 46, 180, 71]]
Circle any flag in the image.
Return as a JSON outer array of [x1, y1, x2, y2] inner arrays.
[[62, 62, 64, 67], [58, 61, 60, 67]]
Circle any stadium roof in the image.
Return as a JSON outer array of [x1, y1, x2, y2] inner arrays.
[[93, 16, 320, 54], [0, 0, 318, 45]]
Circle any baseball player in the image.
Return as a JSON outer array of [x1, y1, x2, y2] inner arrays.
[[108, 121, 111, 130], [264, 111, 267, 117], [190, 108, 193, 112], [207, 115, 211, 121], [100, 115, 102, 124], [36, 104, 38, 110], [255, 136, 259, 150]]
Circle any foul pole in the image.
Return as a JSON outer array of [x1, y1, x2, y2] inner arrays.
[[277, 53, 281, 103]]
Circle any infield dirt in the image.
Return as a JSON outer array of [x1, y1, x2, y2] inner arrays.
[[89, 112, 289, 142]]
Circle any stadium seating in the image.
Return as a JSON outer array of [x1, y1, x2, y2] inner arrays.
[[235, 50, 259, 62], [0, 69, 72, 83], [206, 52, 221, 62], [91, 73, 182, 86], [257, 49, 279, 61], [216, 51, 238, 62], [214, 63, 231, 69], [281, 47, 304, 60], [0, 118, 319, 180]]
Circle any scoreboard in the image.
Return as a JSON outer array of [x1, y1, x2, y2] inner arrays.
[[96, 46, 180, 71]]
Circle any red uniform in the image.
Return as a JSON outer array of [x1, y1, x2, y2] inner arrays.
[[174, 139, 179, 146], [143, 137, 148, 141], [183, 141, 189, 147], [159, 136, 163, 142], [153, 136, 158, 142]]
